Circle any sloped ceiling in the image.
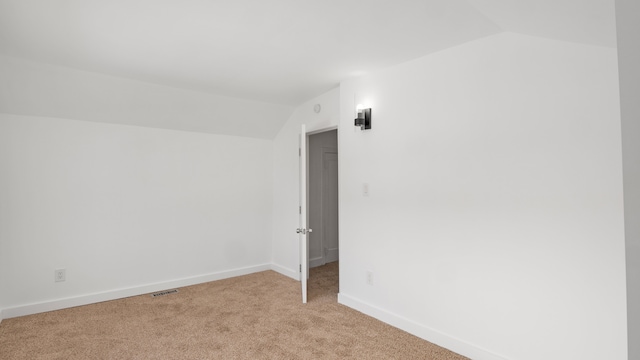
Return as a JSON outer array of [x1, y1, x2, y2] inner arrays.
[[467, 0, 617, 48], [0, 0, 617, 136]]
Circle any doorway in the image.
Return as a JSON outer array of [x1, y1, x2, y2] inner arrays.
[[307, 129, 339, 299]]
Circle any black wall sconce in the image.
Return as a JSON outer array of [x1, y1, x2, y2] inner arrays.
[[354, 108, 372, 130]]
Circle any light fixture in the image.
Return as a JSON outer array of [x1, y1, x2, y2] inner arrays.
[[354, 108, 372, 130]]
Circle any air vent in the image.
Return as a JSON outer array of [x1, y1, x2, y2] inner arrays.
[[151, 289, 179, 297]]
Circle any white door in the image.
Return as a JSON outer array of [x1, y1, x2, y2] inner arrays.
[[298, 124, 309, 303]]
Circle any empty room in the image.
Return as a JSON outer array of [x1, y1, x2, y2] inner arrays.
[[1, 1, 639, 359]]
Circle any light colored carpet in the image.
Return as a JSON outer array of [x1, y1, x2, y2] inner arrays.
[[0, 262, 468, 359]]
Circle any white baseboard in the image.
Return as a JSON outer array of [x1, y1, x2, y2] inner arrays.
[[1, 264, 272, 320], [309, 257, 324, 268], [270, 263, 299, 280], [325, 249, 338, 263], [338, 293, 508, 360]]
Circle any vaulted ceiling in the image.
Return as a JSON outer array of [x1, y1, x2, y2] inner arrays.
[[0, 0, 617, 108]]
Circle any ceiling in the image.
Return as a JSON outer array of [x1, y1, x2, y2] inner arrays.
[[0, 0, 617, 108]]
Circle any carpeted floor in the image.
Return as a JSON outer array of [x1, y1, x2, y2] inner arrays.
[[0, 262, 468, 359]]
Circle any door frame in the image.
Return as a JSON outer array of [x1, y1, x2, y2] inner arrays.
[[307, 131, 339, 269], [303, 126, 339, 284]]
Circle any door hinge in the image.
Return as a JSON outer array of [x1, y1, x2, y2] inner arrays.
[[299, 148, 301, 156], [299, 206, 302, 214], [299, 264, 302, 272]]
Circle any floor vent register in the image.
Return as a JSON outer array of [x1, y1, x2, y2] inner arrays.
[[151, 289, 179, 297]]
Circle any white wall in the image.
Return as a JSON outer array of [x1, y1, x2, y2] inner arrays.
[[338, 33, 626, 360], [0, 55, 293, 139], [616, 0, 640, 358], [271, 88, 339, 278], [0, 114, 273, 317]]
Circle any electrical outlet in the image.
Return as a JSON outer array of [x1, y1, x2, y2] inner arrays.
[[366, 271, 374, 286], [55, 269, 66, 282]]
